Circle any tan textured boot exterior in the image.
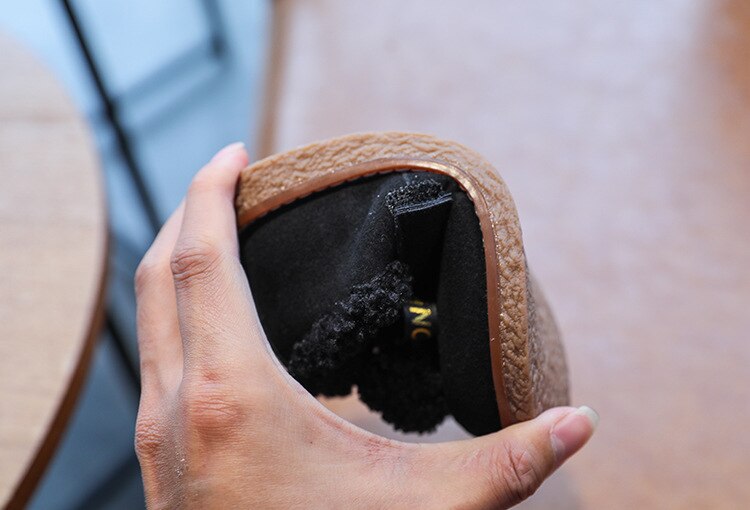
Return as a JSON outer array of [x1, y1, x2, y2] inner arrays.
[[236, 132, 569, 426]]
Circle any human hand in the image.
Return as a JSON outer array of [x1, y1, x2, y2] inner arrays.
[[133, 142, 597, 509]]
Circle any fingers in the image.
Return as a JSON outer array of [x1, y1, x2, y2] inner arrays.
[[135, 202, 185, 398], [169, 143, 272, 378], [415, 406, 598, 508]]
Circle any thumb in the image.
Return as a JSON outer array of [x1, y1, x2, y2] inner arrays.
[[412, 406, 598, 509]]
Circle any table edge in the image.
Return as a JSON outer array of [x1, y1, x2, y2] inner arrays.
[[5, 232, 109, 510]]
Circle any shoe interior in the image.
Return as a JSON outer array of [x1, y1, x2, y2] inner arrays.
[[239, 170, 501, 435]]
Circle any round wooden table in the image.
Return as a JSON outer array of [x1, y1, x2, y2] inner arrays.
[[0, 34, 107, 508]]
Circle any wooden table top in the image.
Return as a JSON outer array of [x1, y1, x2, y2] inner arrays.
[[0, 34, 107, 508], [263, 1, 750, 508]]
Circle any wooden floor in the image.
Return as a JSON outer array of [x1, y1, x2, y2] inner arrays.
[[263, 1, 750, 508]]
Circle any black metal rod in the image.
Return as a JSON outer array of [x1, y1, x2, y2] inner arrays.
[[200, 0, 226, 58], [104, 310, 141, 394], [60, 0, 162, 235]]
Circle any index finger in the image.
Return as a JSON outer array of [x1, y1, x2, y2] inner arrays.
[[170, 143, 276, 378]]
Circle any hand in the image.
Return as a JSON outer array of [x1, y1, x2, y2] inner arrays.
[[133, 142, 597, 509]]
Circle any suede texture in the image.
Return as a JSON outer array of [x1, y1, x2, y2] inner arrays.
[[239, 171, 500, 435]]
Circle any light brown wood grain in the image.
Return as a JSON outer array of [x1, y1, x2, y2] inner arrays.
[[261, 1, 750, 508], [0, 34, 107, 508]]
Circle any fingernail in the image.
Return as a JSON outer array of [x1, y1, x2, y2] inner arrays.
[[211, 142, 245, 162], [550, 406, 598, 463]]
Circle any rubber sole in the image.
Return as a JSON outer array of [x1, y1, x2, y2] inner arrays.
[[235, 132, 569, 426]]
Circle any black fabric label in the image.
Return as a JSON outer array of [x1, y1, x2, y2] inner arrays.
[[388, 182, 453, 298], [402, 299, 438, 344]]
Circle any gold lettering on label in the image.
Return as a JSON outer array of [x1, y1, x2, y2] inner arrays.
[[411, 327, 432, 340], [408, 306, 432, 327]]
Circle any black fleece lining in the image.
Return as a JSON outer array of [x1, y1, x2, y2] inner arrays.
[[239, 171, 500, 435], [287, 260, 413, 397]]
